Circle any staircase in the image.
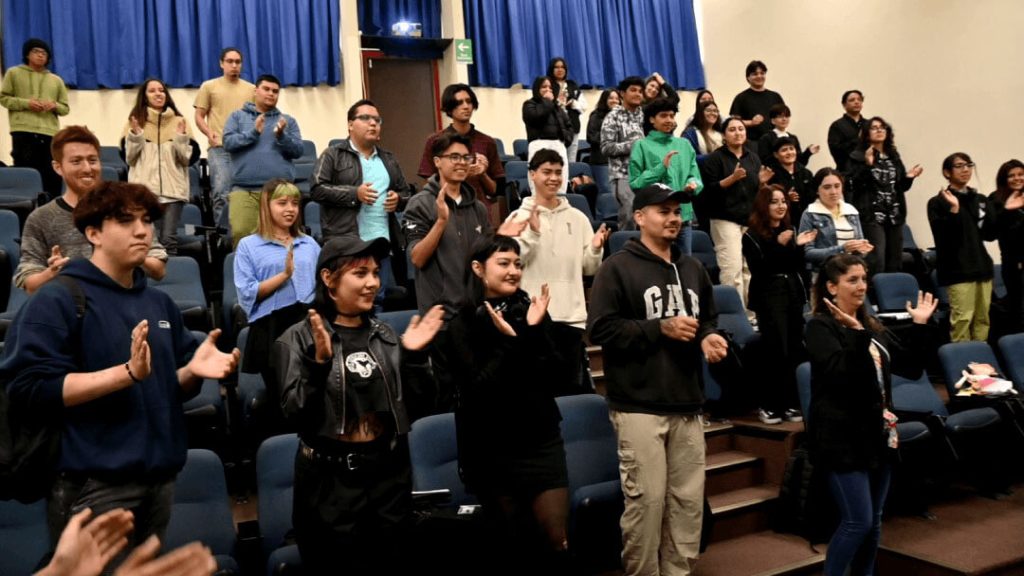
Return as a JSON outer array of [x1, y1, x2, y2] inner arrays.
[[586, 345, 825, 576]]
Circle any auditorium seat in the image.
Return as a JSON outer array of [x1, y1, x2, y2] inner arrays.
[[165, 449, 239, 573], [691, 230, 719, 284], [257, 433, 302, 575], [408, 412, 475, 507], [0, 499, 49, 576], [997, 333, 1024, 392]]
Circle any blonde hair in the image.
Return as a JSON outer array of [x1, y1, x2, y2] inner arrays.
[[256, 179, 304, 240]]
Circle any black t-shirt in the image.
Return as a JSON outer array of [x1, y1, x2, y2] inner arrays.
[[335, 324, 390, 426], [729, 88, 785, 142]]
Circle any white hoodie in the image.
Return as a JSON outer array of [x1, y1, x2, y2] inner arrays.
[[507, 195, 603, 328]]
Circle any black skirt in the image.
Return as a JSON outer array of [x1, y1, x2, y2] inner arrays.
[[242, 301, 309, 374], [457, 422, 568, 498]]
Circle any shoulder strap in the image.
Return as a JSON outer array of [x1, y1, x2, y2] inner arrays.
[[52, 275, 86, 320]]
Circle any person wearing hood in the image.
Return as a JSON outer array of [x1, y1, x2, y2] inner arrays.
[[588, 183, 729, 575], [629, 97, 703, 254], [522, 76, 572, 194], [1, 181, 240, 569], [0, 38, 69, 200], [506, 148, 608, 395], [122, 78, 198, 255], [223, 74, 304, 248]]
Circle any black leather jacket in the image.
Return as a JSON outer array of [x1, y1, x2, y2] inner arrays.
[[309, 139, 411, 247], [274, 315, 432, 439]]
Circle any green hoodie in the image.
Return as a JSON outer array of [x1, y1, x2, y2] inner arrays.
[[0, 65, 69, 135], [628, 130, 704, 221]]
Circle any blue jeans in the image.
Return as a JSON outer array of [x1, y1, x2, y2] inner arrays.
[[207, 147, 233, 227], [824, 464, 892, 576], [676, 222, 693, 256], [374, 256, 395, 311]]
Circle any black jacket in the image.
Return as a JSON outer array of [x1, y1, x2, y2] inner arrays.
[[767, 162, 815, 222], [827, 115, 864, 174], [699, 146, 763, 225], [274, 315, 433, 440], [927, 186, 997, 286], [806, 317, 927, 471], [522, 98, 573, 146], [991, 191, 1024, 268], [586, 108, 611, 165], [846, 148, 914, 225], [741, 226, 806, 314], [587, 239, 717, 415], [309, 139, 411, 246]]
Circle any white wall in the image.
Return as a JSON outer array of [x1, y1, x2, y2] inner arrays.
[[3, 0, 1020, 253]]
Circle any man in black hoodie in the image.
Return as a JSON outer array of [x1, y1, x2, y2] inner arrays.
[[588, 183, 728, 575]]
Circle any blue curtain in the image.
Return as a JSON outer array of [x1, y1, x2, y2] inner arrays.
[[2, 0, 340, 89], [463, 0, 705, 90], [358, 0, 441, 38]]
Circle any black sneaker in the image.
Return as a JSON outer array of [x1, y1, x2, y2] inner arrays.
[[758, 408, 782, 425], [783, 408, 804, 423]]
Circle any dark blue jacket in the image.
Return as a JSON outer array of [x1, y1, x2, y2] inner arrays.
[[1, 259, 198, 478]]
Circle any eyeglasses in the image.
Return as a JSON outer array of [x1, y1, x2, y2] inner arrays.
[[437, 153, 476, 164], [354, 114, 382, 125], [29, 48, 48, 55], [952, 162, 975, 170], [869, 125, 887, 132]]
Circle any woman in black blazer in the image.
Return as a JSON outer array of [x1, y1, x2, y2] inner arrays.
[[806, 253, 936, 576]]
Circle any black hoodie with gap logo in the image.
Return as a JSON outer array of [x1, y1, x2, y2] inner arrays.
[[587, 238, 718, 415]]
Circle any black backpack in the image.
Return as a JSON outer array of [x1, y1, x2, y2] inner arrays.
[[0, 275, 86, 502], [774, 443, 837, 545]]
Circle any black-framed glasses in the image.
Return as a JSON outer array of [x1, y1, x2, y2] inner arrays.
[[437, 153, 476, 164], [354, 114, 382, 125]]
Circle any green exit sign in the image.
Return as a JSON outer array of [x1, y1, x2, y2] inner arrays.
[[454, 39, 473, 64]]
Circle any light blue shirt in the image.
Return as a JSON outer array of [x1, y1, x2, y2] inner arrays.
[[234, 234, 321, 322], [353, 142, 391, 242]]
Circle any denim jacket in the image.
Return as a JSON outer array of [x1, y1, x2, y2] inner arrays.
[[798, 200, 864, 268]]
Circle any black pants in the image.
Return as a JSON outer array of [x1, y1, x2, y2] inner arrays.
[[293, 436, 413, 575], [547, 323, 588, 396], [11, 131, 62, 201], [753, 278, 805, 414], [863, 221, 904, 275]]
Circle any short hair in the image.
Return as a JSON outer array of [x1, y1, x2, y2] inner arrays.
[[745, 60, 767, 77], [942, 152, 974, 174], [528, 148, 564, 170], [220, 47, 243, 62], [812, 253, 881, 332], [768, 104, 791, 119], [721, 116, 745, 132], [73, 181, 163, 235], [51, 126, 100, 163], [440, 84, 478, 118], [22, 38, 51, 65], [643, 97, 678, 124], [347, 99, 377, 121], [841, 90, 863, 104], [813, 167, 845, 192], [773, 136, 797, 153], [467, 234, 521, 304], [256, 74, 281, 88], [256, 179, 304, 240], [431, 132, 471, 157], [617, 76, 645, 92]]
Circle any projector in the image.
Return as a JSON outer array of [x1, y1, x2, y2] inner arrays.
[[391, 21, 422, 37]]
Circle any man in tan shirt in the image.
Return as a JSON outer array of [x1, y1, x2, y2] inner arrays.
[[194, 47, 254, 226]]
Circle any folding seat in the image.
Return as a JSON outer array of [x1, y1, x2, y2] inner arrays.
[[257, 433, 302, 575], [606, 230, 640, 255], [691, 229, 719, 284], [0, 167, 42, 221], [99, 145, 128, 180], [150, 256, 210, 331], [408, 412, 475, 508], [512, 138, 529, 161], [165, 449, 239, 572], [303, 201, 321, 244], [0, 499, 49, 575], [997, 333, 1024, 392]]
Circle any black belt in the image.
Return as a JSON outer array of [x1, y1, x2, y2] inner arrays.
[[299, 438, 384, 471]]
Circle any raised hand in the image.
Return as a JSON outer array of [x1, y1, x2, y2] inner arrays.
[[808, 144, 821, 155], [129, 116, 142, 135], [940, 187, 960, 213], [864, 147, 875, 166], [527, 284, 550, 326], [907, 164, 923, 178], [484, 301, 517, 336], [48, 245, 70, 274], [128, 320, 151, 382], [823, 297, 863, 330], [662, 150, 678, 168], [758, 166, 774, 184], [776, 229, 794, 246], [796, 229, 818, 246], [308, 310, 333, 363], [401, 305, 445, 351], [46, 508, 133, 576], [527, 206, 541, 234], [186, 329, 240, 380], [435, 184, 451, 222], [592, 223, 610, 249], [701, 332, 729, 363], [113, 537, 216, 576], [906, 290, 938, 325], [496, 217, 528, 238], [254, 114, 265, 134]]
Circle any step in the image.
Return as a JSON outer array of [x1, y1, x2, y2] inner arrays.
[[706, 450, 763, 497], [586, 344, 603, 373], [695, 530, 825, 576], [708, 483, 779, 541]]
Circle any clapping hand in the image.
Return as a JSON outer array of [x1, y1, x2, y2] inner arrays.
[[795, 229, 818, 246], [907, 164, 923, 179], [435, 184, 451, 222], [526, 284, 550, 326], [701, 333, 729, 363], [940, 187, 960, 213], [484, 301, 517, 337], [592, 224, 610, 249], [401, 305, 445, 351], [129, 116, 142, 135], [906, 290, 938, 325], [308, 310, 333, 363], [759, 166, 774, 184], [777, 229, 794, 246], [177, 119, 187, 135], [127, 320, 151, 383], [823, 298, 863, 330], [254, 114, 265, 134], [185, 329, 240, 380]]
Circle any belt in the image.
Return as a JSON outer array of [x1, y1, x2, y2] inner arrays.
[[299, 439, 382, 471]]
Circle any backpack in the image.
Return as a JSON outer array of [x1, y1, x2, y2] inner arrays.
[[773, 443, 837, 545], [0, 275, 86, 502]]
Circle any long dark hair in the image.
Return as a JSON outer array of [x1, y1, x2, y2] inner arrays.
[[595, 89, 618, 113], [992, 159, 1024, 203], [130, 78, 183, 129], [813, 167, 845, 195], [466, 234, 521, 304], [858, 116, 896, 155], [811, 254, 883, 332], [689, 100, 722, 132], [748, 184, 791, 239], [530, 76, 560, 100]]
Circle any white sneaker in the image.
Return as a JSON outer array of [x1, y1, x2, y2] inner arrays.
[[784, 408, 804, 423], [758, 408, 782, 425]]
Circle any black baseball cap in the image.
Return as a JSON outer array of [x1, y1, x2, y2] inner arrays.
[[632, 183, 691, 211], [317, 235, 390, 271]]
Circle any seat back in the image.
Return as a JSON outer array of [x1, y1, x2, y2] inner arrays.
[[997, 333, 1024, 392], [0, 167, 41, 213], [101, 165, 120, 183], [712, 284, 756, 347], [257, 433, 299, 560], [796, 362, 812, 422], [328, 138, 345, 148], [564, 193, 594, 223], [408, 412, 475, 507], [0, 208, 21, 271], [590, 164, 611, 197], [595, 193, 619, 229], [303, 201, 321, 243], [607, 230, 640, 255], [505, 160, 529, 182], [165, 449, 237, 557], [0, 499, 50, 576], [691, 230, 718, 280], [99, 146, 128, 179], [891, 372, 948, 416], [937, 341, 1003, 398], [569, 162, 593, 180], [377, 309, 416, 335], [512, 139, 529, 160], [872, 272, 919, 313], [151, 256, 209, 329], [221, 253, 243, 346], [556, 394, 619, 497]]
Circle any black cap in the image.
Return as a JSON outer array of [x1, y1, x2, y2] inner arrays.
[[22, 38, 51, 64], [317, 235, 390, 271], [632, 183, 691, 211]]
